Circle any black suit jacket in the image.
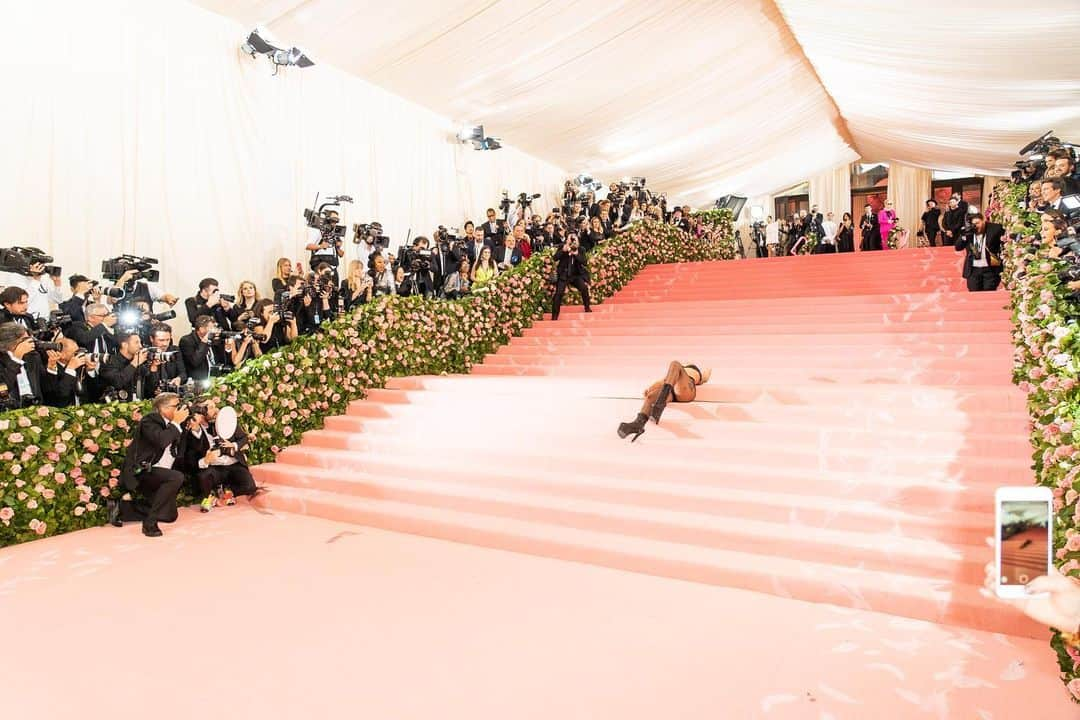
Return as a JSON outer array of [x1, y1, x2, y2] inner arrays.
[[177, 421, 250, 475], [179, 332, 217, 382], [554, 247, 590, 282], [184, 295, 231, 328], [120, 412, 183, 491], [0, 309, 35, 330], [59, 295, 89, 325], [955, 222, 1004, 279], [481, 221, 505, 243], [43, 365, 83, 407], [100, 352, 157, 400], [67, 322, 118, 355], [0, 352, 50, 408]]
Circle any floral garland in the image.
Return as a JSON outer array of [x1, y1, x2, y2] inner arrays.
[[996, 181, 1080, 701], [887, 225, 909, 250], [0, 213, 735, 546]]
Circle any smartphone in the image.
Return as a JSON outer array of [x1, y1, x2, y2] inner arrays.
[[995, 486, 1053, 598]]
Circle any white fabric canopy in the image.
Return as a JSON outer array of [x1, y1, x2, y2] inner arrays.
[[808, 163, 852, 221], [193, 0, 860, 204], [887, 162, 932, 247], [775, 0, 1080, 175], [0, 0, 564, 326]]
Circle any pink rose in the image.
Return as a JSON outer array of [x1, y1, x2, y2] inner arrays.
[[73, 506, 85, 517], [0, 507, 13, 521], [38, 464, 54, 477], [99, 487, 110, 498], [42, 488, 55, 500], [28, 518, 41, 532], [1069, 679, 1080, 701], [86, 502, 98, 512], [17, 416, 31, 428], [9, 433, 23, 443], [54, 473, 66, 485], [36, 406, 48, 417]]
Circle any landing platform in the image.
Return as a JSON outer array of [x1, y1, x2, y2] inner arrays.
[[0, 506, 1070, 719]]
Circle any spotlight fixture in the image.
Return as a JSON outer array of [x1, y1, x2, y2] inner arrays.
[[241, 28, 314, 74], [476, 137, 501, 151], [457, 124, 484, 143]]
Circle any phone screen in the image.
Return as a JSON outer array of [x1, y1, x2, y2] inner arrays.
[[999, 500, 1051, 586]]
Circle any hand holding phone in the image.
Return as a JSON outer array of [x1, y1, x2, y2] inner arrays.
[[995, 486, 1053, 599]]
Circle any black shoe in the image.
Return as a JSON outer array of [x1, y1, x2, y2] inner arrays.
[[617, 413, 648, 442], [106, 499, 123, 528], [584, 307, 593, 313], [650, 384, 673, 424], [142, 523, 163, 538]]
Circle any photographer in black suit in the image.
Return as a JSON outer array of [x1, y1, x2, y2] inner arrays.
[[0, 322, 49, 409], [100, 330, 160, 402], [184, 277, 233, 328], [178, 397, 258, 511], [58, 275, 100, 325], [481, 208, 504, 244], [43, 338, 96, 407], [148, 323, 187, 394], [115, 392, 189, 537], [954, 214, 1004, 292], [179, 315, 224, 384], [550, 234, 592, 321], [0, 286, 35, 330]]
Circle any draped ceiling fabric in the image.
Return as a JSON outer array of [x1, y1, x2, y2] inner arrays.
[[774, 0, 1080, 176], [0, 0, 565, 327], [192, 0, 861, 205], [887, 162, 933, 247], [808, 163, 851, 221]]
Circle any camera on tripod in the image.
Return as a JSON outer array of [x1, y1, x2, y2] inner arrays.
[[517, 192, 541, 209], [353, 221, 390, 248], [0, 247, 59, 277], [102, 255, 160, 283]]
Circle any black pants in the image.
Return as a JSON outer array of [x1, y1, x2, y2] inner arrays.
[[136, 468, 184, 528], [967, 267, 1002, 292], [551, 277, 591, 320], [196, 465, 256, 499], [926, 231, 940, 247]]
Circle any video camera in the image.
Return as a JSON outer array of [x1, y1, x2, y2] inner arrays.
[[353, 221, 389, 248], [435, 226, 462, 245], [517, 192, 541, 209], [0, 247, 60, 277], [1012, 131, 1079, 183], [303, 193, 352, 240], [101, 255, 159, 283]]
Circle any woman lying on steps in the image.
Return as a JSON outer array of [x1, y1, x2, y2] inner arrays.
[[617, 361, 712, 442]]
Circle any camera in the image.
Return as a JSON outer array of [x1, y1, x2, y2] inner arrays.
[[353, 221, 390, 248], [147, 348, 179, 362], [218, 293, 236, 304], [517, 192, 541, 209], [101, 255, 160, 283], [32, 310, 71, 339], [0, 247, 54, 277], [303, 194, 352, 240], [33, 339, 64, 353], [435, 226, 462, 245]]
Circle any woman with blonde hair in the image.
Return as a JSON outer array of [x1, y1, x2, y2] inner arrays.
[[271, 257, 293, 296], [229, 280, 261, 330], [340, 259, 373, 311]]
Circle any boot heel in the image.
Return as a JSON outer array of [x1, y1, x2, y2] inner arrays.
[[650, 384, 673, 424]]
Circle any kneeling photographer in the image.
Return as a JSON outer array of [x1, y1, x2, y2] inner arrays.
[[954, 213, 1004, 292], [115, 392, 189, 537], [178, 397, 257, 512], [442, 258, 471, 300], [550, 234, 592, 321]]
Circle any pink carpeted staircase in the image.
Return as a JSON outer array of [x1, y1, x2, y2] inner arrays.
[[253, 248, 1040, 638]]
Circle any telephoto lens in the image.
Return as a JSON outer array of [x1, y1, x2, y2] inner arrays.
[[218, 294, 236, 303]]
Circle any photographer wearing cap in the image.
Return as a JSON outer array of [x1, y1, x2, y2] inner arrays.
[[178, 397, 257, 513], [550, 233, 592, 321], [0, 321, 50, 410], [116, 392, 189, 537], [100, 330, 160, 401], [955, 213, 1004, 292]]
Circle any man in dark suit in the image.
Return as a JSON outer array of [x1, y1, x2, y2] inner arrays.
[[0, 286, 35, 330], [550, 234, 592, 321], [941, 197, 966, 248], [462, 222, 488, 265], [116, 393, 189, 537], [148, 323, 187, 393], [43, 338, 95, 407], [1041, 177, 1067, 212], [178, 397, 258, 510], [100, 330, 160, 401], [179, 315, 221, 384], [184, 277, 233, 328], [955, 215, 1004, 292], [58, 275, 98, 326], [481, 208, 504, 245], [0, 322, 50, 409]]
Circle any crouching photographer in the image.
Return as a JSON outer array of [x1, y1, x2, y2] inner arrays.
[[114, 392, 189, 537], [178, 397, 257, 512]]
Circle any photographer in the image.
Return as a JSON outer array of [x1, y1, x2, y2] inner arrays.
[[43, 338, 95, 407], [305, 209, 346, 281], [0, 322, 50, 409], [431, 228, 464, 290], [66, 302, 117, 355], [184, 277, 233, 328], [108, 266, 179, 312], [550, 234, 592, 321], [278, 275, 317, 335], [399, 237, 436, 298], [179, 316, 230, 384], [0, 286, 35, 329], [481, 208, 504, 244], [253, 298, 296, 353], [368, 254, 397, 297], [148, 323, 188, 393], [442, 258, 471, 300], [116, 392, 189, 537], [463, 221, 488, 264], [954, 213, 1004, 292], [341, 259, 373, 311], [101, 330, 160, 402], [179, 397, 257, 512], [59, 275, 101, 325], [307, 262, 340, 327]]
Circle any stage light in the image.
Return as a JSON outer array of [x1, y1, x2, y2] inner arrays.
[[242, 28, 314, 73], [243, 28, 280, 56], [457, 124, 484, 143]]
